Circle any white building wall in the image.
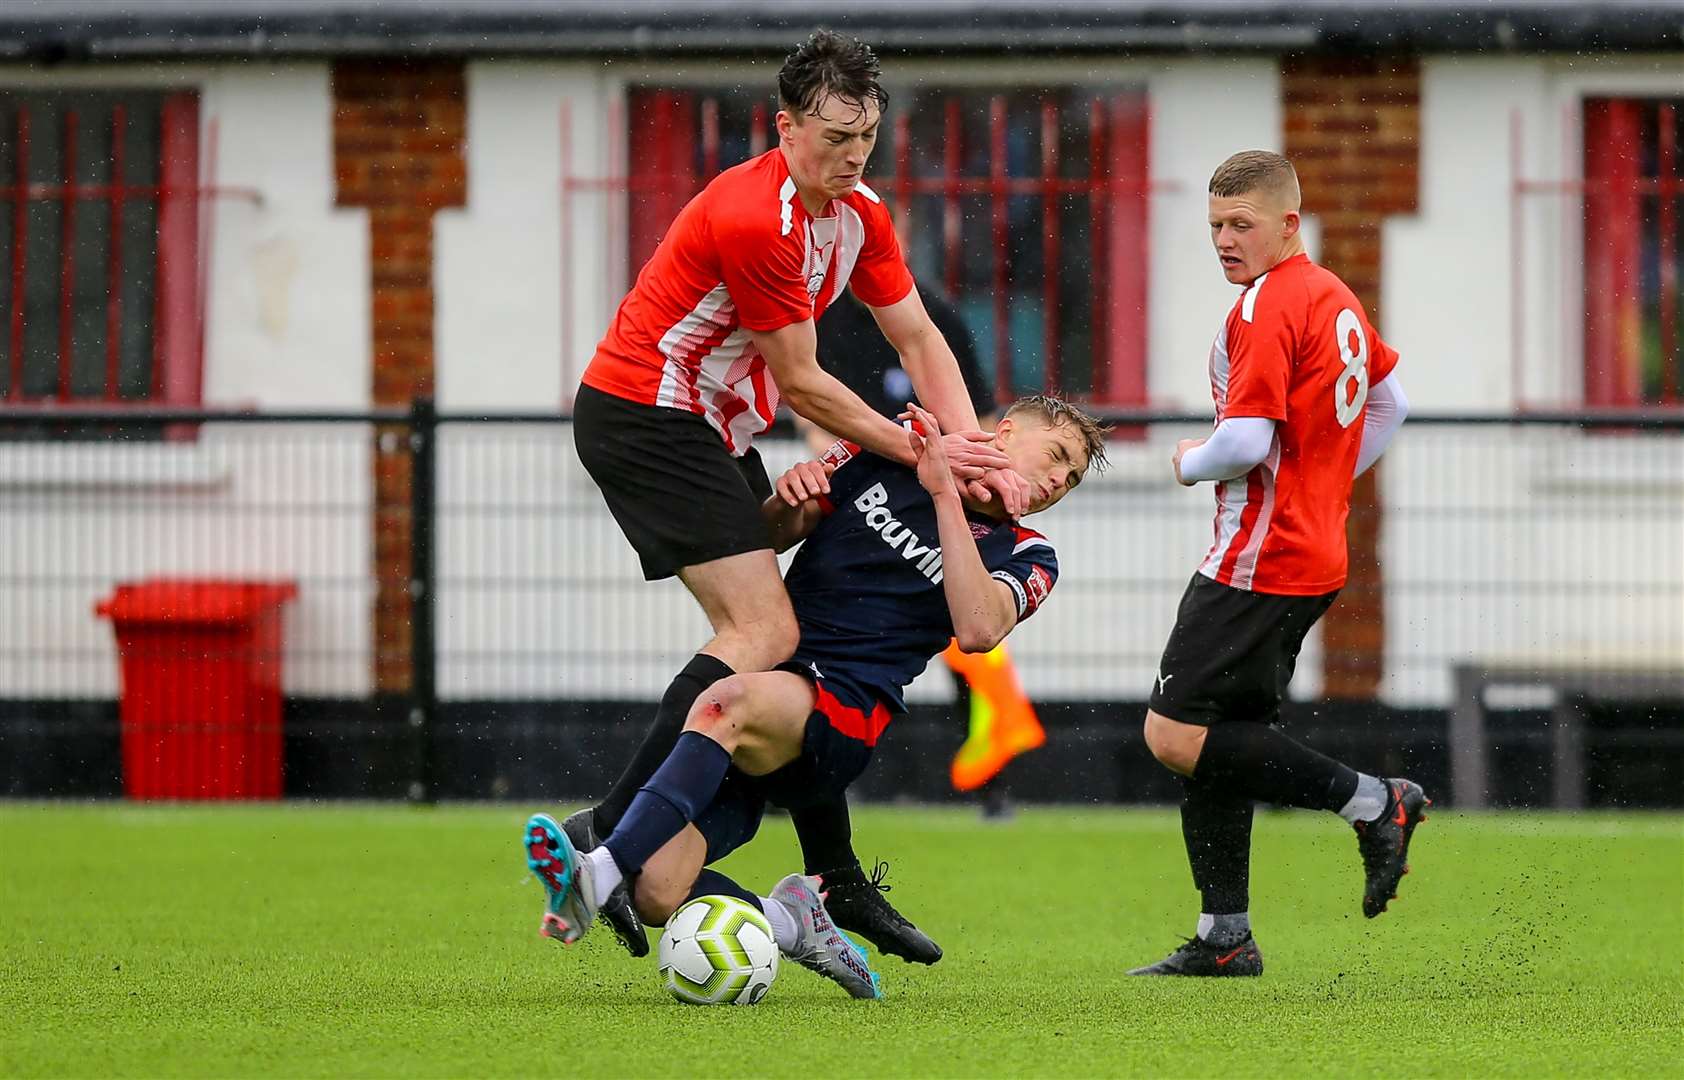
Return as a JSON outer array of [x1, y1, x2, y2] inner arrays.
[[5, 52, 1677, 706], [435, 61, 617, 411], [1375, 54, 1684, 702], [0, 62, 372, 697]]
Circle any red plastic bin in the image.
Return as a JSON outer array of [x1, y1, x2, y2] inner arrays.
[[96, 579, 298, 800]]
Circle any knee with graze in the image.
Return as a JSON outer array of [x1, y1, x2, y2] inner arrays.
[[685, 674, 753, 745]]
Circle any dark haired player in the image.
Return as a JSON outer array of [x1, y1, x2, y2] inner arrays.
[[527, 398, 1108, 998], [560, 29, 1028, 963]]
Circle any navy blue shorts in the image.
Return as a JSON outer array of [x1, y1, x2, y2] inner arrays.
[[692, 667, 889, 864]]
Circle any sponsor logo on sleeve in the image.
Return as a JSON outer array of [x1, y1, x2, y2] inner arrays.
[[1024, 565, 1053, 612]]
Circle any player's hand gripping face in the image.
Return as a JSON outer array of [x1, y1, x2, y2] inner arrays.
[[897, 406, 1015, 502], [774, 458, 834, 508], [904, 404, 959, 499], [909, 405, 1085, 516], [995, 411, 1092, 514], [971, 467, 1032, 520]]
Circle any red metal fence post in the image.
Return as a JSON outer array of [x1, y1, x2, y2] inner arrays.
[[989, 95, 1009, 404], [8, 107, 30, 399], [1105, 94, 1150, 408], [104, 104, 127, 400], [1040, 98, 1062, 394], [1659, 103, 1678, 405], [1087, 99, 1108, 402], [942, 98, 962, 299], [56, 108, 78, 401], [1583, 98, 1642, 407]]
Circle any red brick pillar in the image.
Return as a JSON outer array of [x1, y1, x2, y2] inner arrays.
[[1282, 54, 1420, 699], [332, 60, 467, 693]]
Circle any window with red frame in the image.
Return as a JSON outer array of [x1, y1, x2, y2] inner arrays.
[[622, 85, 1151, 407], [1584, 97, 1682, 407], [0, 90, 202, 410]]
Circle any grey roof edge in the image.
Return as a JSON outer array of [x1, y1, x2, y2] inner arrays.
[[0, 2, 1679, 61]]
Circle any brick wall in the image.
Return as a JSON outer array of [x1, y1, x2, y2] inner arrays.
[[1282, 54, 1420, 699], [332, 60, 466, 693]]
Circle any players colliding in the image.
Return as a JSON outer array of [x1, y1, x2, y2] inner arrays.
[[525, 396, 1107, 998]]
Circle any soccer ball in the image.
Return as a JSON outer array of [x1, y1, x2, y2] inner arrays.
[[657, 895, 780, 1006]]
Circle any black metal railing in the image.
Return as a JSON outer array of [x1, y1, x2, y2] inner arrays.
[[0, 403, 1679, 807]]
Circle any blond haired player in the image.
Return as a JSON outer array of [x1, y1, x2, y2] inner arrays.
[[1130, 151, 1423, 977]]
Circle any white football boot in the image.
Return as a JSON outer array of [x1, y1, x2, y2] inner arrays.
[[769, 873, 883, 1000]]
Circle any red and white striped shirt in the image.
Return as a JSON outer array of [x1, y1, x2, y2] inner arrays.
[[1199, 253, 1399, 595], [582, 149, 914, 456]]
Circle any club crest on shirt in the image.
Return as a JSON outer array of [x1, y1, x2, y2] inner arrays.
[[820, 440, 857, 470], [805, 238, 835, 299]]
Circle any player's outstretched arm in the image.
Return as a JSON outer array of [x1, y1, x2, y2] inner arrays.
[[753, 321, 1012, 481], [1354, 374, 1408, 477], [906, 405, 1020, 653], [868, 290, 980, 434], [757, 321, 932, 466], [870, 292, 1031, 519], [761, 459, 833, 553]]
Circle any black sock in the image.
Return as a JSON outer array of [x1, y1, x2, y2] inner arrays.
[[1180, 772, 1254, 919], [1193, 719, 1361, 812], [594, 654, 735, 833], [602, 731, 731, 875], [686, 868, 763, 912], [789, 797, 860, 878]]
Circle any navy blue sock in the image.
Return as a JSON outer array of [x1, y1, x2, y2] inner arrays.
[[594, 654, 735, 833], [603, 731, 731, 875], [685, 868, 764, 912]]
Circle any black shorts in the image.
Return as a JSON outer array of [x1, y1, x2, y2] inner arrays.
[[1148, 572, 1339, 726], [573, 384, 773, 581], [693, 668, 882, 864]]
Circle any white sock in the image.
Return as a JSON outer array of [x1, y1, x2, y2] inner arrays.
[[1338, 773, 1389, 824], [760, 896, 800, 954], [1196, 912, 1250, 946], [583, 846, 623, 903]]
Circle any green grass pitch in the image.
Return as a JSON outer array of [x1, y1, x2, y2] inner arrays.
[[2, 803, 1679, 1078]]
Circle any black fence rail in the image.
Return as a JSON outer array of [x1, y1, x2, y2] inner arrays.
[[0, 404, 1680, 808]]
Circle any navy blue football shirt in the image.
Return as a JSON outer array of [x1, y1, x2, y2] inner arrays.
[[782, 439, 1059, 713]]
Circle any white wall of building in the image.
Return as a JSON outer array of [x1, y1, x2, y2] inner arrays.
[[0, 61, 372, 697], [1372, 53, 1684, 702], [435, 61, 617, 412], [5, 52, 1678, 705], [1387, 52, 1684, 411]]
